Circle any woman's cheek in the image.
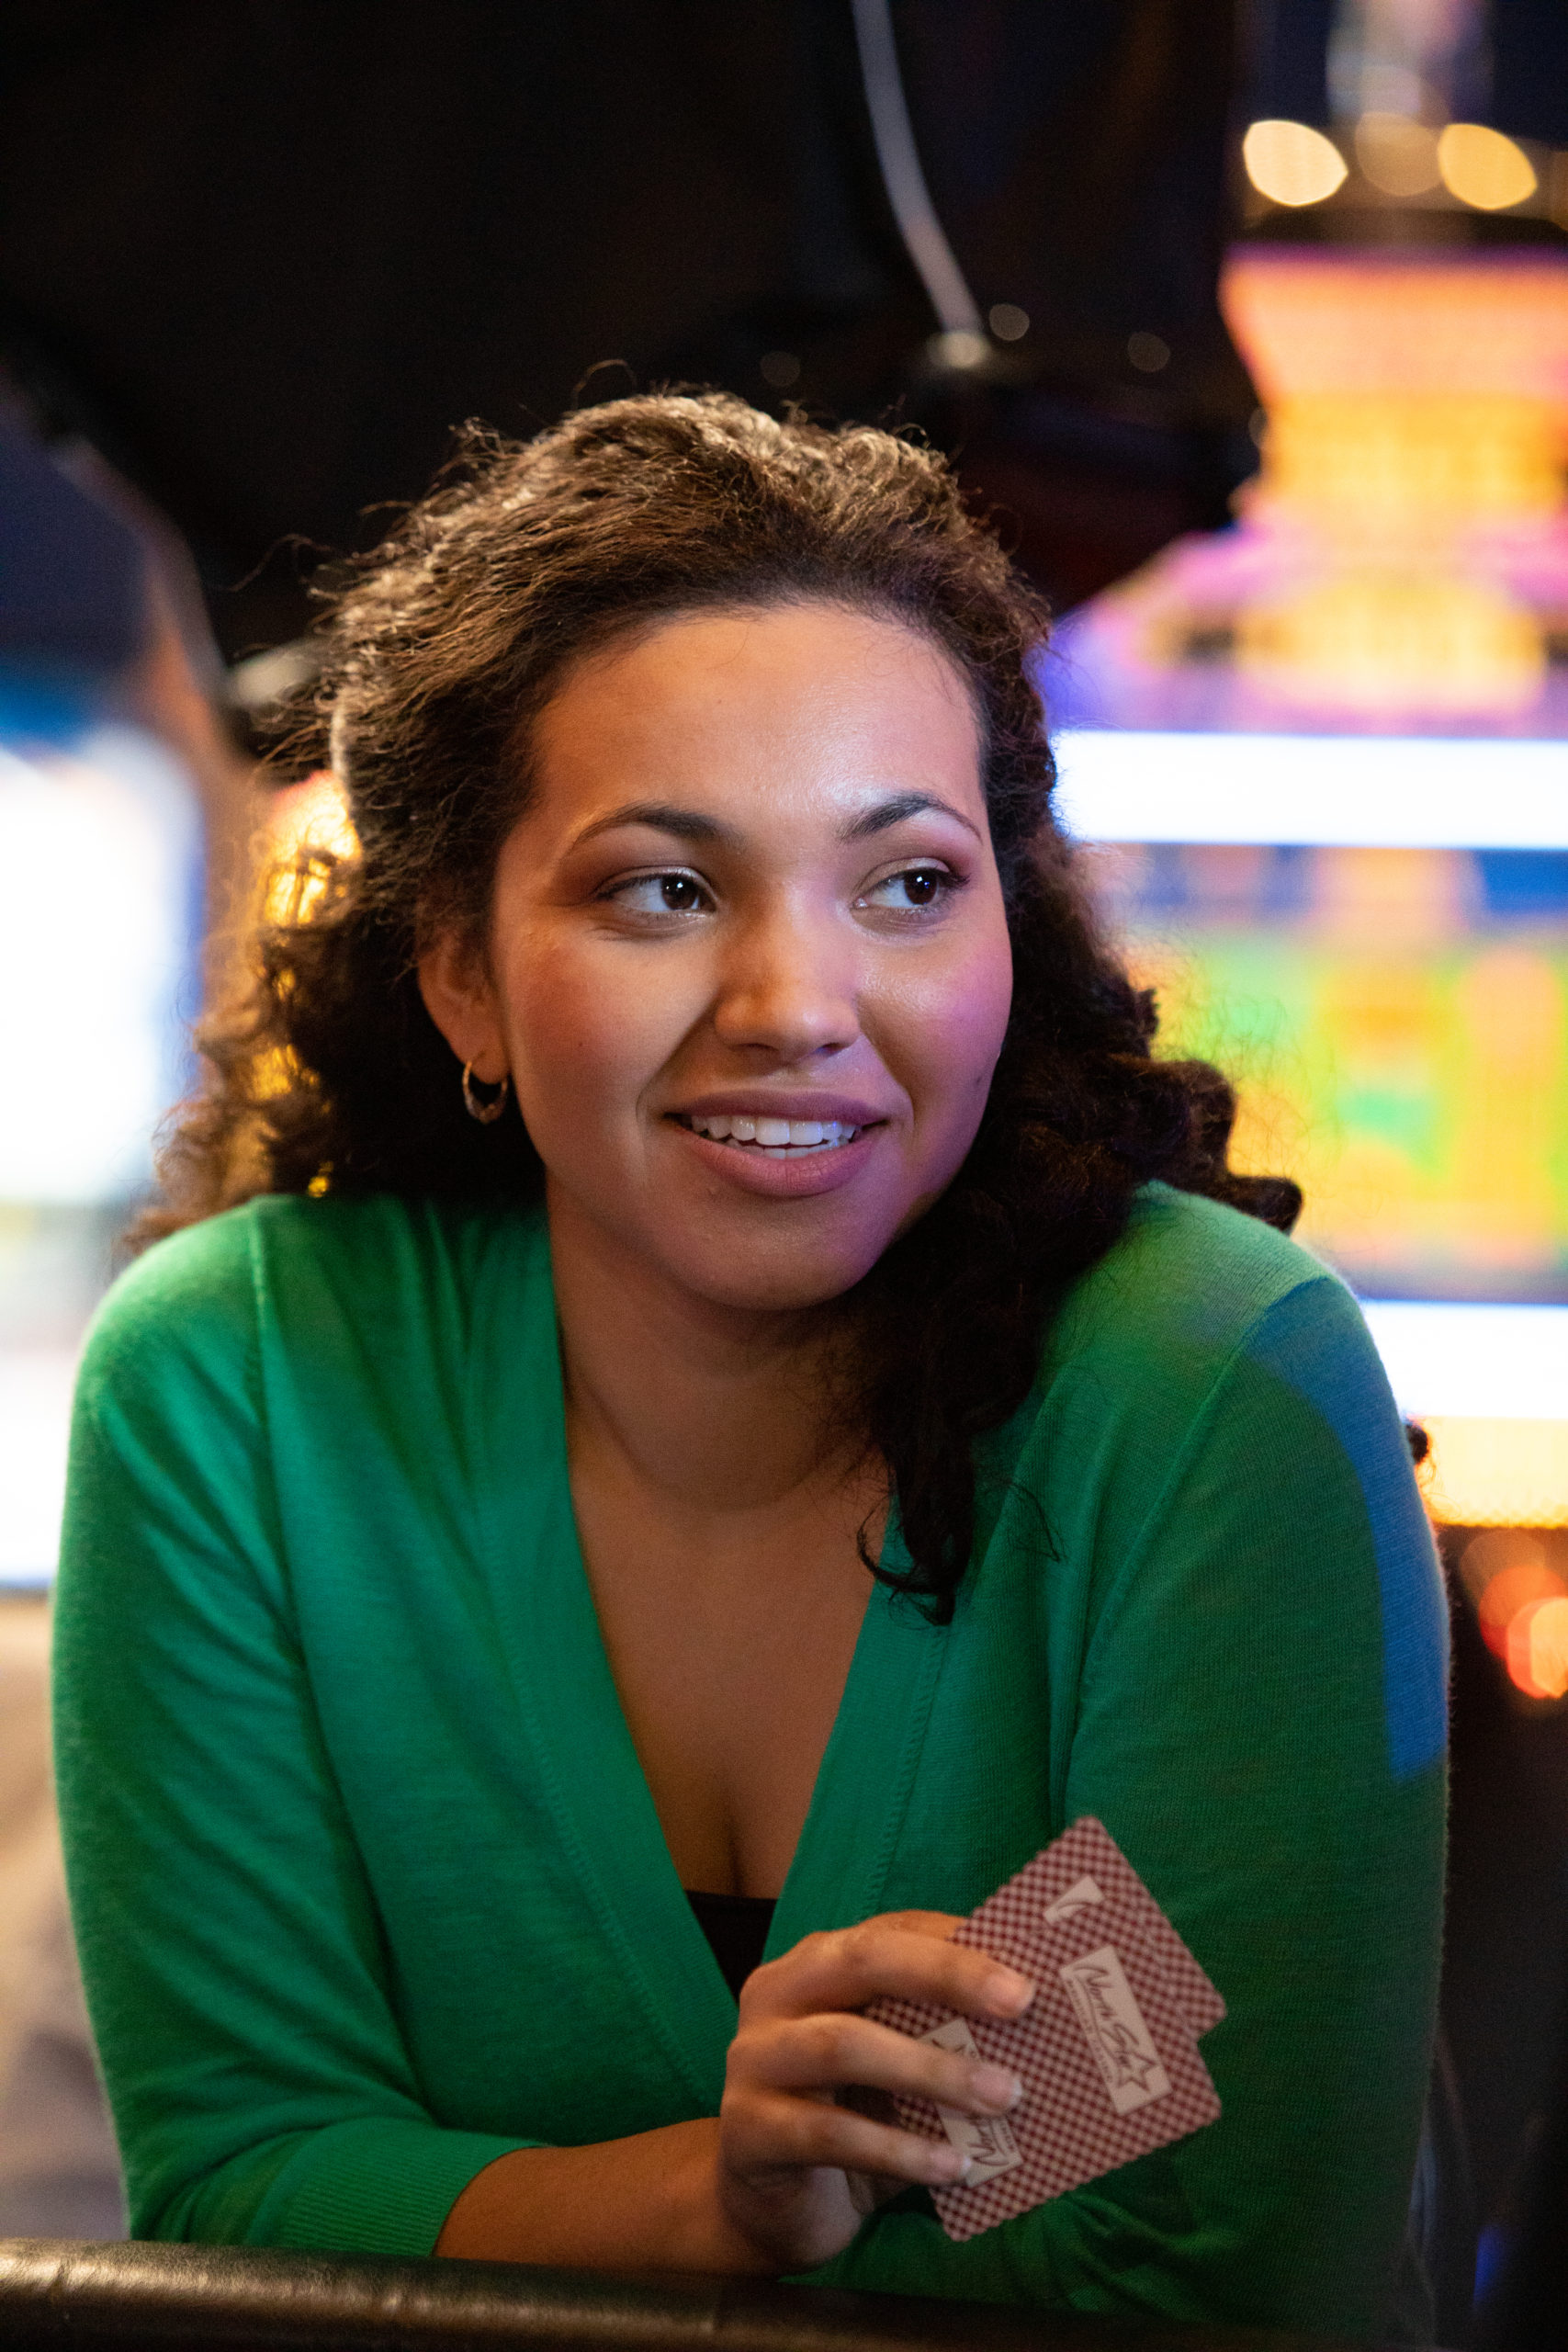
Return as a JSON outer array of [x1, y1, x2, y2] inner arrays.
[[502, 938, 686, 1152], [887, 944, 1012, 1149]]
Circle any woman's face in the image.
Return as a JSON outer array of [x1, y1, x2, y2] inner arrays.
[[421, 602, 1014, 1314]]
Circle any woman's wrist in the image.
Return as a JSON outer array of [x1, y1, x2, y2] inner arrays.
[[436, 2119, 778, 2274], [681, 2120, 785, 2274]]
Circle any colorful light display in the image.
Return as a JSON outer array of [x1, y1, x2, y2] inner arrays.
[[1053, 247, 1568, 737], [1097, 842, 1568, 1304], [1056, 243, 1568, 1533]]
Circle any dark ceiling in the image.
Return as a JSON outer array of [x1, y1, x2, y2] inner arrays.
[[0, 1, 1261, 659]]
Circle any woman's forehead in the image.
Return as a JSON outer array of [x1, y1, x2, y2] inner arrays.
[[525, 603, 984, 836]]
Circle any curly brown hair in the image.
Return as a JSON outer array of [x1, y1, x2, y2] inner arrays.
[[154, 392, 1299, 1621]]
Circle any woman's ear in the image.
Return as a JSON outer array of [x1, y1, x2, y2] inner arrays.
[[417, 928, 509, 1082]]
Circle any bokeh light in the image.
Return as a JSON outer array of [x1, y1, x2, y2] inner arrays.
[[1243, 120, 1348, 209], [0, 731, 198, 1203], [928, 327, 989, 371], [1507, 1594, 1568, 1700], [1355, 113, 1440, 198], [263, 769, 358, 924], [267, 769, 356, 861], [1438, 124, 1538, 212], [1428, 1424, 1568, 1532], [1461, 1533, 1568, 1701]]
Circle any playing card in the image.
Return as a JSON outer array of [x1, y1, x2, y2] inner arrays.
[[1015, 1817, 1225, 2040], [865, 1820, 1223, 2241]]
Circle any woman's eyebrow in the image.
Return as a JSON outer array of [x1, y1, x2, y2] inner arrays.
[[569, 790, 979, 853], [570, 801, 740, 850], [842, 791, 981, 842]]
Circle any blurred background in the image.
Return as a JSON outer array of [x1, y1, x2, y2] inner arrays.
[[0, 3, 1563, 2340]]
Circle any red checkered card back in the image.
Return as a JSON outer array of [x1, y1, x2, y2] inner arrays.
[[1021, 1817, 1224, 2038], [865, 1820, 1222, 2241]]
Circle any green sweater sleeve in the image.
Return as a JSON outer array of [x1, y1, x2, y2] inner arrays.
[[52, 1221, 536, 2253], [811, 1269, 1447, 2337]]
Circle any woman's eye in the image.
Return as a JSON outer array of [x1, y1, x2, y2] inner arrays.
[[859, 865, 956, 912], [609, 871, 711, 917]]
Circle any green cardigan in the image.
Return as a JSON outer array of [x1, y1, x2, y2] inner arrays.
[[53, 1182, 1447, 2336]]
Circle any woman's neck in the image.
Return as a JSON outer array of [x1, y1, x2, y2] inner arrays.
[[544, 1185, 885, 1901], [546, 1184, 867, 1518]]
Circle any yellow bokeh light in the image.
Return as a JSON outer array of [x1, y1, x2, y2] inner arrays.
[[1235, 571, 1541, 712], [1425, 1419, 1568, 1528], [252, 1045, 305, 1101], [262, 771, 358, 926], [1438, 124, 1538, 211], [268, 771, 357, 864], [1243, 120, 1348, 209], [1259, 393, 1565, 525]]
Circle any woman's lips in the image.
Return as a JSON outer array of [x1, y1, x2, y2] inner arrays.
[[665, 1113, 885, 1197]]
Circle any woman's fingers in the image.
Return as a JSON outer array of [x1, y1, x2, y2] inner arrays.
[[723, 2086, 973, 2190], [742, 2009, 1023, 2119], [716, 1906, 1036, 2266], [739, 1915, 1034, 2029]]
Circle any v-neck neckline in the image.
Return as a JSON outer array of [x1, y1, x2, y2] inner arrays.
[[473, 1211, 950, 2110]]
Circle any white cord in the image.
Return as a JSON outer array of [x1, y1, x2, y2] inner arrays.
[[850, 0, 986, 339]]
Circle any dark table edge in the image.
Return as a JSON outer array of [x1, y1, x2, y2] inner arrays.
[[0, 2238, 1450, 2352]]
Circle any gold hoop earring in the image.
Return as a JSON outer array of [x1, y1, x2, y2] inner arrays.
[[461, 1061, 511, 1125]]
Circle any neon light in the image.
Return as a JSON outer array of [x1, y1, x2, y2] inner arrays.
[[1054, 729, 1568, 850], [0, 1349, 74, 1583], [1359, 1301, 1568, 1420], [0, 731, 199, 1201], [1423, 1420, 1568, 1529]]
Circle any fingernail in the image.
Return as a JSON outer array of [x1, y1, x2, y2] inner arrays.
[[985, 1967, 1035, 2014], [974, 2064, 1024, 2112], [931, 2144, 971, 2184]]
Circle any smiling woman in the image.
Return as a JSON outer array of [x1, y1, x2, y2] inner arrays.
[[417, 604, 1014, 1319], [52, 397, 1447, 2339]]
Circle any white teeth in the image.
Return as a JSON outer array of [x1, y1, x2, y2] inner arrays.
[[682, 1113, 861, 1149]]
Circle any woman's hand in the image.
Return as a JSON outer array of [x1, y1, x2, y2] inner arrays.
[[716, 1909, 1034, 2271]]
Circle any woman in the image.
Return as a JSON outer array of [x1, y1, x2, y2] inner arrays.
[[54, 395, 1446, 2335]]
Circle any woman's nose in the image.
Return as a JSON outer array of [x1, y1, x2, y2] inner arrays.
[[710, 904, 860, 1060]]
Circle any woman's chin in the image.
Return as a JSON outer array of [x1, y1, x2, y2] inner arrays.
[[664, 1249, 881, 1319], [627, 1214, 891, 1319]]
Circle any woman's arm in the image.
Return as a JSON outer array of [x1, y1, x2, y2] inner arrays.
[[54, 1225, 1032, 2271], [435, 2121, 749, 2268], [806, 1271, 1448, 2335], [54, 1233, 540, 2253], [436, 1918, 1033, 2269]]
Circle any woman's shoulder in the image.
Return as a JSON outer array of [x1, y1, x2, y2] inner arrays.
[[1059, 1180, 1345, 1351], [1019, 1185, 1445, 1787], [79, 1192, 547, 1399], [1039, 1181, 1391, 1445]]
